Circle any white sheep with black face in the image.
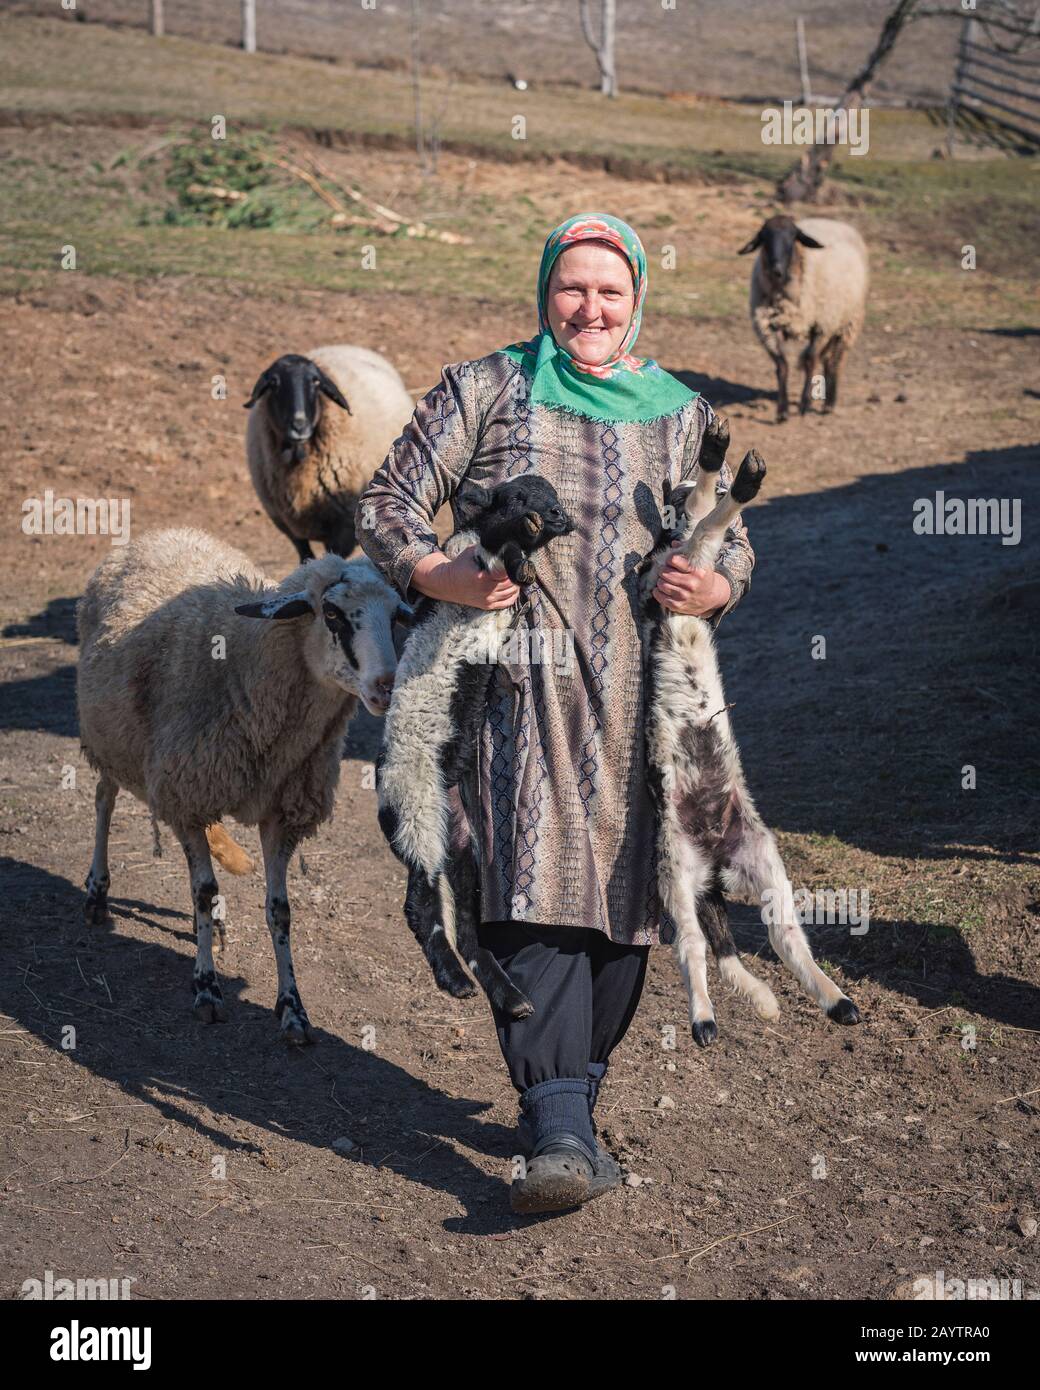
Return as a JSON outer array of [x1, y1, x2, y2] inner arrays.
[[245, 344, 415, 562], [740, 215, 868, 422], [641, 415, 860, 1044], [76, 527, 406, 1042]]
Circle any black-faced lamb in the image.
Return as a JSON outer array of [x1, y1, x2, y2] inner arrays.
[[739, 215, 868, 422], [76, 527, 405, 1042], [641, 415, 860, 1043], [245, 345, 414, 562], [376, 476, 574, 1019]]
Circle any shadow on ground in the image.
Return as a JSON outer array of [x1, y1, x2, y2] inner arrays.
[[1, 855, 525, 1233]]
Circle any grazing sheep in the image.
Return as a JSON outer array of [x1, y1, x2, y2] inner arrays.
[[76, 527, 405, 1042], [245, 345, 414, 562], [376, 476, 575, 1018], [641, 415, 860, 1043], [739, 215, 868, 422]]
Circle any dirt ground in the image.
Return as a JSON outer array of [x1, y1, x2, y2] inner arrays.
[[2, 144, 1040, 1298]]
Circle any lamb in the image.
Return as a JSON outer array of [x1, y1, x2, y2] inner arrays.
[[376, 476, 575, 1019], [740, 215, 868, 422], [76, 527, 405, 1042], [641, 413, 860, 1044], [245, 345, 414, 562]]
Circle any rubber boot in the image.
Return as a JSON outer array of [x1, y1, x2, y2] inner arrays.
[[510, 1079, 596, 1214], [514, 1064, 621, 1204]]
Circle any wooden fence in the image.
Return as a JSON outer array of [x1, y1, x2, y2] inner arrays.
[[950, 16, 1040, 149]]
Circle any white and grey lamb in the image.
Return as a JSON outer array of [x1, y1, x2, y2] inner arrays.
[[245, 345, 414, 561], [76, 527, 405, 1042], [740, 215, 868, 421], [376, 476, 574, 1018], [640, 414, 860, 1043]]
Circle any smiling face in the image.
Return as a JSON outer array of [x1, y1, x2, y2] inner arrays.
[[545, 241, 636, 367]]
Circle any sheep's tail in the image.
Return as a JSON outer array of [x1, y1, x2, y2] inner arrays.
[[205, 823, 255, 876], [150, 813, 162, 859]]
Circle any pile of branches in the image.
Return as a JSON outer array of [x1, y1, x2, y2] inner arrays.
[[145, 131, 469, 243]]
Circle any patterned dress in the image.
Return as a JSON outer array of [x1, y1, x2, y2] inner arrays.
[[357, 351, 755, 945]]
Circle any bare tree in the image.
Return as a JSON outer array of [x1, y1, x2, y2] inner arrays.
[[777, 0, 1040, 202], [777, 0, 919, 203], [579, 0, 618, 97], [150, 0, 164, 39]]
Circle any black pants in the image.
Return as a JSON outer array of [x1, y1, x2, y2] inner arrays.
[[476, 921, 650, 1093]]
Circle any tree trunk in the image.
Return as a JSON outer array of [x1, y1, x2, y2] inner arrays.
[[777, 0, 919, 203], [242, 0, 257, 54], [579, 0, 619, 98], [150, 0, 164, 38]]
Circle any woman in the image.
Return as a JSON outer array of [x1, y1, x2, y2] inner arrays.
[[358, 213, 754, 1214]]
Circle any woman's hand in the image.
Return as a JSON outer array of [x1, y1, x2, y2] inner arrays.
[[653, 547, 731, 617], [411, 546, 521, 610]]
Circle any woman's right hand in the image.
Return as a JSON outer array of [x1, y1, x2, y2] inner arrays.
[[411, 546, 521, 610]]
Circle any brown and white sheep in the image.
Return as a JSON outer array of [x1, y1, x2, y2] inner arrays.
[[740, 215, 868, 422], [245, 345, 414, 562]]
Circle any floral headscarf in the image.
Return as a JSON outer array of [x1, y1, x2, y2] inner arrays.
[[500, 212, 696, 424]]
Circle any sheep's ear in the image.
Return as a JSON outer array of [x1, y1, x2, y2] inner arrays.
[[458, 481, 494, 514], [737, 229, 763, 255], [316, 370, 352, 414], [796, 228, 825, 250], [234, 592, 314, 620], [243, 368, 276, 409]]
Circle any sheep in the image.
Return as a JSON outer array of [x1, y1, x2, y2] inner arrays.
[[76, 526, 406, 1043], [376, 476, 575, 1019], [739, 215, 868, 422], [641, 414, 860, 1044], [245, 345, 415, 563]]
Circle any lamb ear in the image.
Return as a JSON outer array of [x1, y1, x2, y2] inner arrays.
[[458, 481, 494, 514], [316, 370, 352, 414], [737, 230, 763, 255], [243, 368, 276, 409], [234, 592, 314, 620], [796, 228, 825, 250]]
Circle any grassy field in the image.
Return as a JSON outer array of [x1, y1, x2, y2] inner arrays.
[[11, 0, 962, 102], [2, 16, 1038, 331]]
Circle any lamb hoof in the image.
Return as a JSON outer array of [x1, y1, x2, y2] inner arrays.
[[440, 973, 477, 1000], [503, 991, 535, 1021], [514, 560, 536, 585], [828, 997, 860, 1026], [730, 449, 767, 503], [521, 512, 543, 539], [691, 1018, 718, 1048], [699, 413, 730, 472]]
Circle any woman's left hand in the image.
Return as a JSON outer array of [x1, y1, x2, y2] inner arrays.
[[653, 548, 731, 616]]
